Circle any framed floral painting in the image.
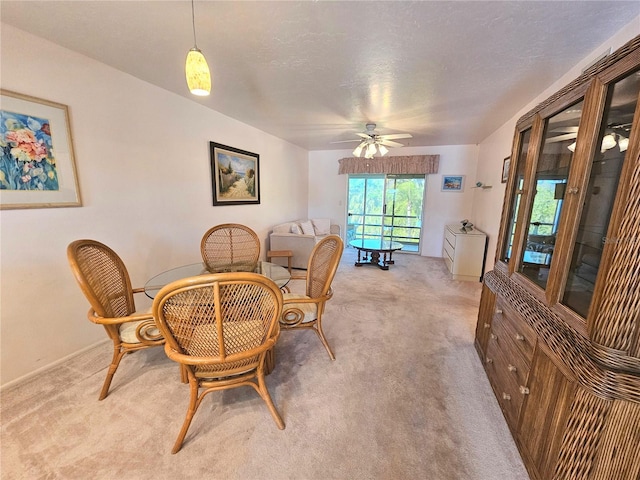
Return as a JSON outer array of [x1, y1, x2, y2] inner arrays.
[[0, 90, 81, 209], [209, 142, 260, 206]]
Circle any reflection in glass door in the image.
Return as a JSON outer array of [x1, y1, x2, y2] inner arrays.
[[347, 174, 425, 252]]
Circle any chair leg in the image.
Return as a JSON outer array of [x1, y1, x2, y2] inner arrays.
[[313, 320, 335, 360], [99, 346, 127, 400], [256, 370, 285, 430], [172, 379, 200, 454]]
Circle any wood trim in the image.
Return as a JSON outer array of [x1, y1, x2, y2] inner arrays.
[[545, 78, 608, 306], [509, 115, 545, 276], [495, 127, 527, 266]]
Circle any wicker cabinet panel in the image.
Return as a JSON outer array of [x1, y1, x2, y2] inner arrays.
[[588, 400, 640, 480], [553, 389, 640, 480], [519, 347, 577, 480]]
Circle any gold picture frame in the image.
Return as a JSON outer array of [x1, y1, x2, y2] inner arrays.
[[0, 90, 81, 209]]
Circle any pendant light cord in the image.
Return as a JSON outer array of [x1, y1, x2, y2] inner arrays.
[[191, 0, 198, 48]]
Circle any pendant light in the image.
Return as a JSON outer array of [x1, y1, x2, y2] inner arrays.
[[185, 0, 211, 96]]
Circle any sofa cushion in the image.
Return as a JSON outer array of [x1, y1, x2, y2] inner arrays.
[[272, 222, 294, 234], [299, 220, 315, 235], [290, 223, 302, 234], [312, 218, 331, 236]]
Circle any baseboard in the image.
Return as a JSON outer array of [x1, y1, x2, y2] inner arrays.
[[0, 338, 109, 391]]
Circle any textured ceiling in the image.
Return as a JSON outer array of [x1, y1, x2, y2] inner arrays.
[[2, 1, 639, 151]]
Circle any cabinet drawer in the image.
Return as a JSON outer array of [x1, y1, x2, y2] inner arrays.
[[490, 315, 531, 388], [484, 335, 526, 428], [444, 228, 456, 248], [443, 237, 454, 260], [495, 300, 536, 362]]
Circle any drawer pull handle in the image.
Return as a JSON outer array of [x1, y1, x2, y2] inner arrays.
[[519, 386, 530, 395], [515, 334, 525, 342], [508, 364, 517, 372], [495, 309, 503, 314], [502, 392, 511, 401], [484, 322, 491, 329], [490, 333, 497, 340], [486, 358, 493, 364]]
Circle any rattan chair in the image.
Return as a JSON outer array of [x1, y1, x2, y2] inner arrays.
[[152, 272, 285, 454], [67, 239, 164, 400], [280, 235, 344, 360], [200, 223, 260, 273]]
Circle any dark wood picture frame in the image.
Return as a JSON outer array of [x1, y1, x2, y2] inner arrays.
[[209, 142, 260, 206], [501, 156, 511, 183]]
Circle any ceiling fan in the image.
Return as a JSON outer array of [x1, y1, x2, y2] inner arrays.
[[331, 123, 412, 158]]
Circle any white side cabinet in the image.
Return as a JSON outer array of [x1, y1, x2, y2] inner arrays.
[[442, 224, 487, 281]]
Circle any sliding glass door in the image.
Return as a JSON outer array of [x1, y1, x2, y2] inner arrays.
[[347, 174, 425, 252]]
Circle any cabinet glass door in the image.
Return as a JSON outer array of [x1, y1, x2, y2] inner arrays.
[[561, 70, 640, 317], [518, 100, 584, 288], [501, 128, 531, 263]]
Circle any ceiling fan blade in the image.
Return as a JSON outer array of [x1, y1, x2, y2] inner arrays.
[[330, 139, 364, 144], [550, 126, 579, 133], [379, 139, 404, 148], [379, 133, 412, 140], [545, 133, 577, 143]]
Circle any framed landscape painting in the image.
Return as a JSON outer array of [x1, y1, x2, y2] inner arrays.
[[209, 142, 260, 206], [0, 90, 81, 209], [441, 175, 465, 192]]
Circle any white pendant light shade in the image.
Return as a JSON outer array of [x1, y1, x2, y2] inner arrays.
[[378, 144, 389, 156], [567, 141, 577, 152], [618, 136, 629, 152], [353, 143, 364, 157], [366, 143, 377, 157], [601, 133, 616, 152], [186, 47, 211, 96]]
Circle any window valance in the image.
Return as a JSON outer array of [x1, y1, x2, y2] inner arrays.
[[338, 155, 439, 175]]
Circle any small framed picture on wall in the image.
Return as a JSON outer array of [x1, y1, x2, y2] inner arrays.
[[501, 157, 511, 183], [441, 175, 465, 192]]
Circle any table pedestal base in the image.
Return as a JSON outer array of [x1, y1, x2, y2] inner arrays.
[[354, 249, 396, 270]]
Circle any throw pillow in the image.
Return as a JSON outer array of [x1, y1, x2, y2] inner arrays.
[[299, 220, 315, 235], [290, 223, 302, 234], [312, 218, 331, 235]]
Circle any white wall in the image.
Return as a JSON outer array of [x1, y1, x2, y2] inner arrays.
[[0, 24, 309, 386], [308, 145, 480, 257], [472, 17, 640, 272]]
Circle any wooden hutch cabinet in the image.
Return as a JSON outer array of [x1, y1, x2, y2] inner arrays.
[[475, 35, 640, 480]]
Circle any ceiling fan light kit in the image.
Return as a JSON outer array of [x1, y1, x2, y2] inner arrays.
[[185, 0, 211, 96], [340, 123, 412, 158]]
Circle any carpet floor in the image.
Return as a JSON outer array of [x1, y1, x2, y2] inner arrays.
[[1, 248, 529, 479]]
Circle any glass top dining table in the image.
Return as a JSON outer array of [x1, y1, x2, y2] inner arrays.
[[144, 261, 291, 299]]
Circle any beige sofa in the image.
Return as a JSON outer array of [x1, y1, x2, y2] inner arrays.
[[269, 219, 341, 270]]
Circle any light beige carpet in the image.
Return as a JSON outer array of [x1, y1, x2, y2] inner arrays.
[[1, 249, 529, 479]]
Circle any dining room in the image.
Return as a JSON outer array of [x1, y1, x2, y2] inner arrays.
[[2, 3, 639, 479]]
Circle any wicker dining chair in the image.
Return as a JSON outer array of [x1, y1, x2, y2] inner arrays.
[[67, 239, 164, 400], [152, 272, 285, 454], [280, 235, 344, 360], [200, 223, 260, 273]]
